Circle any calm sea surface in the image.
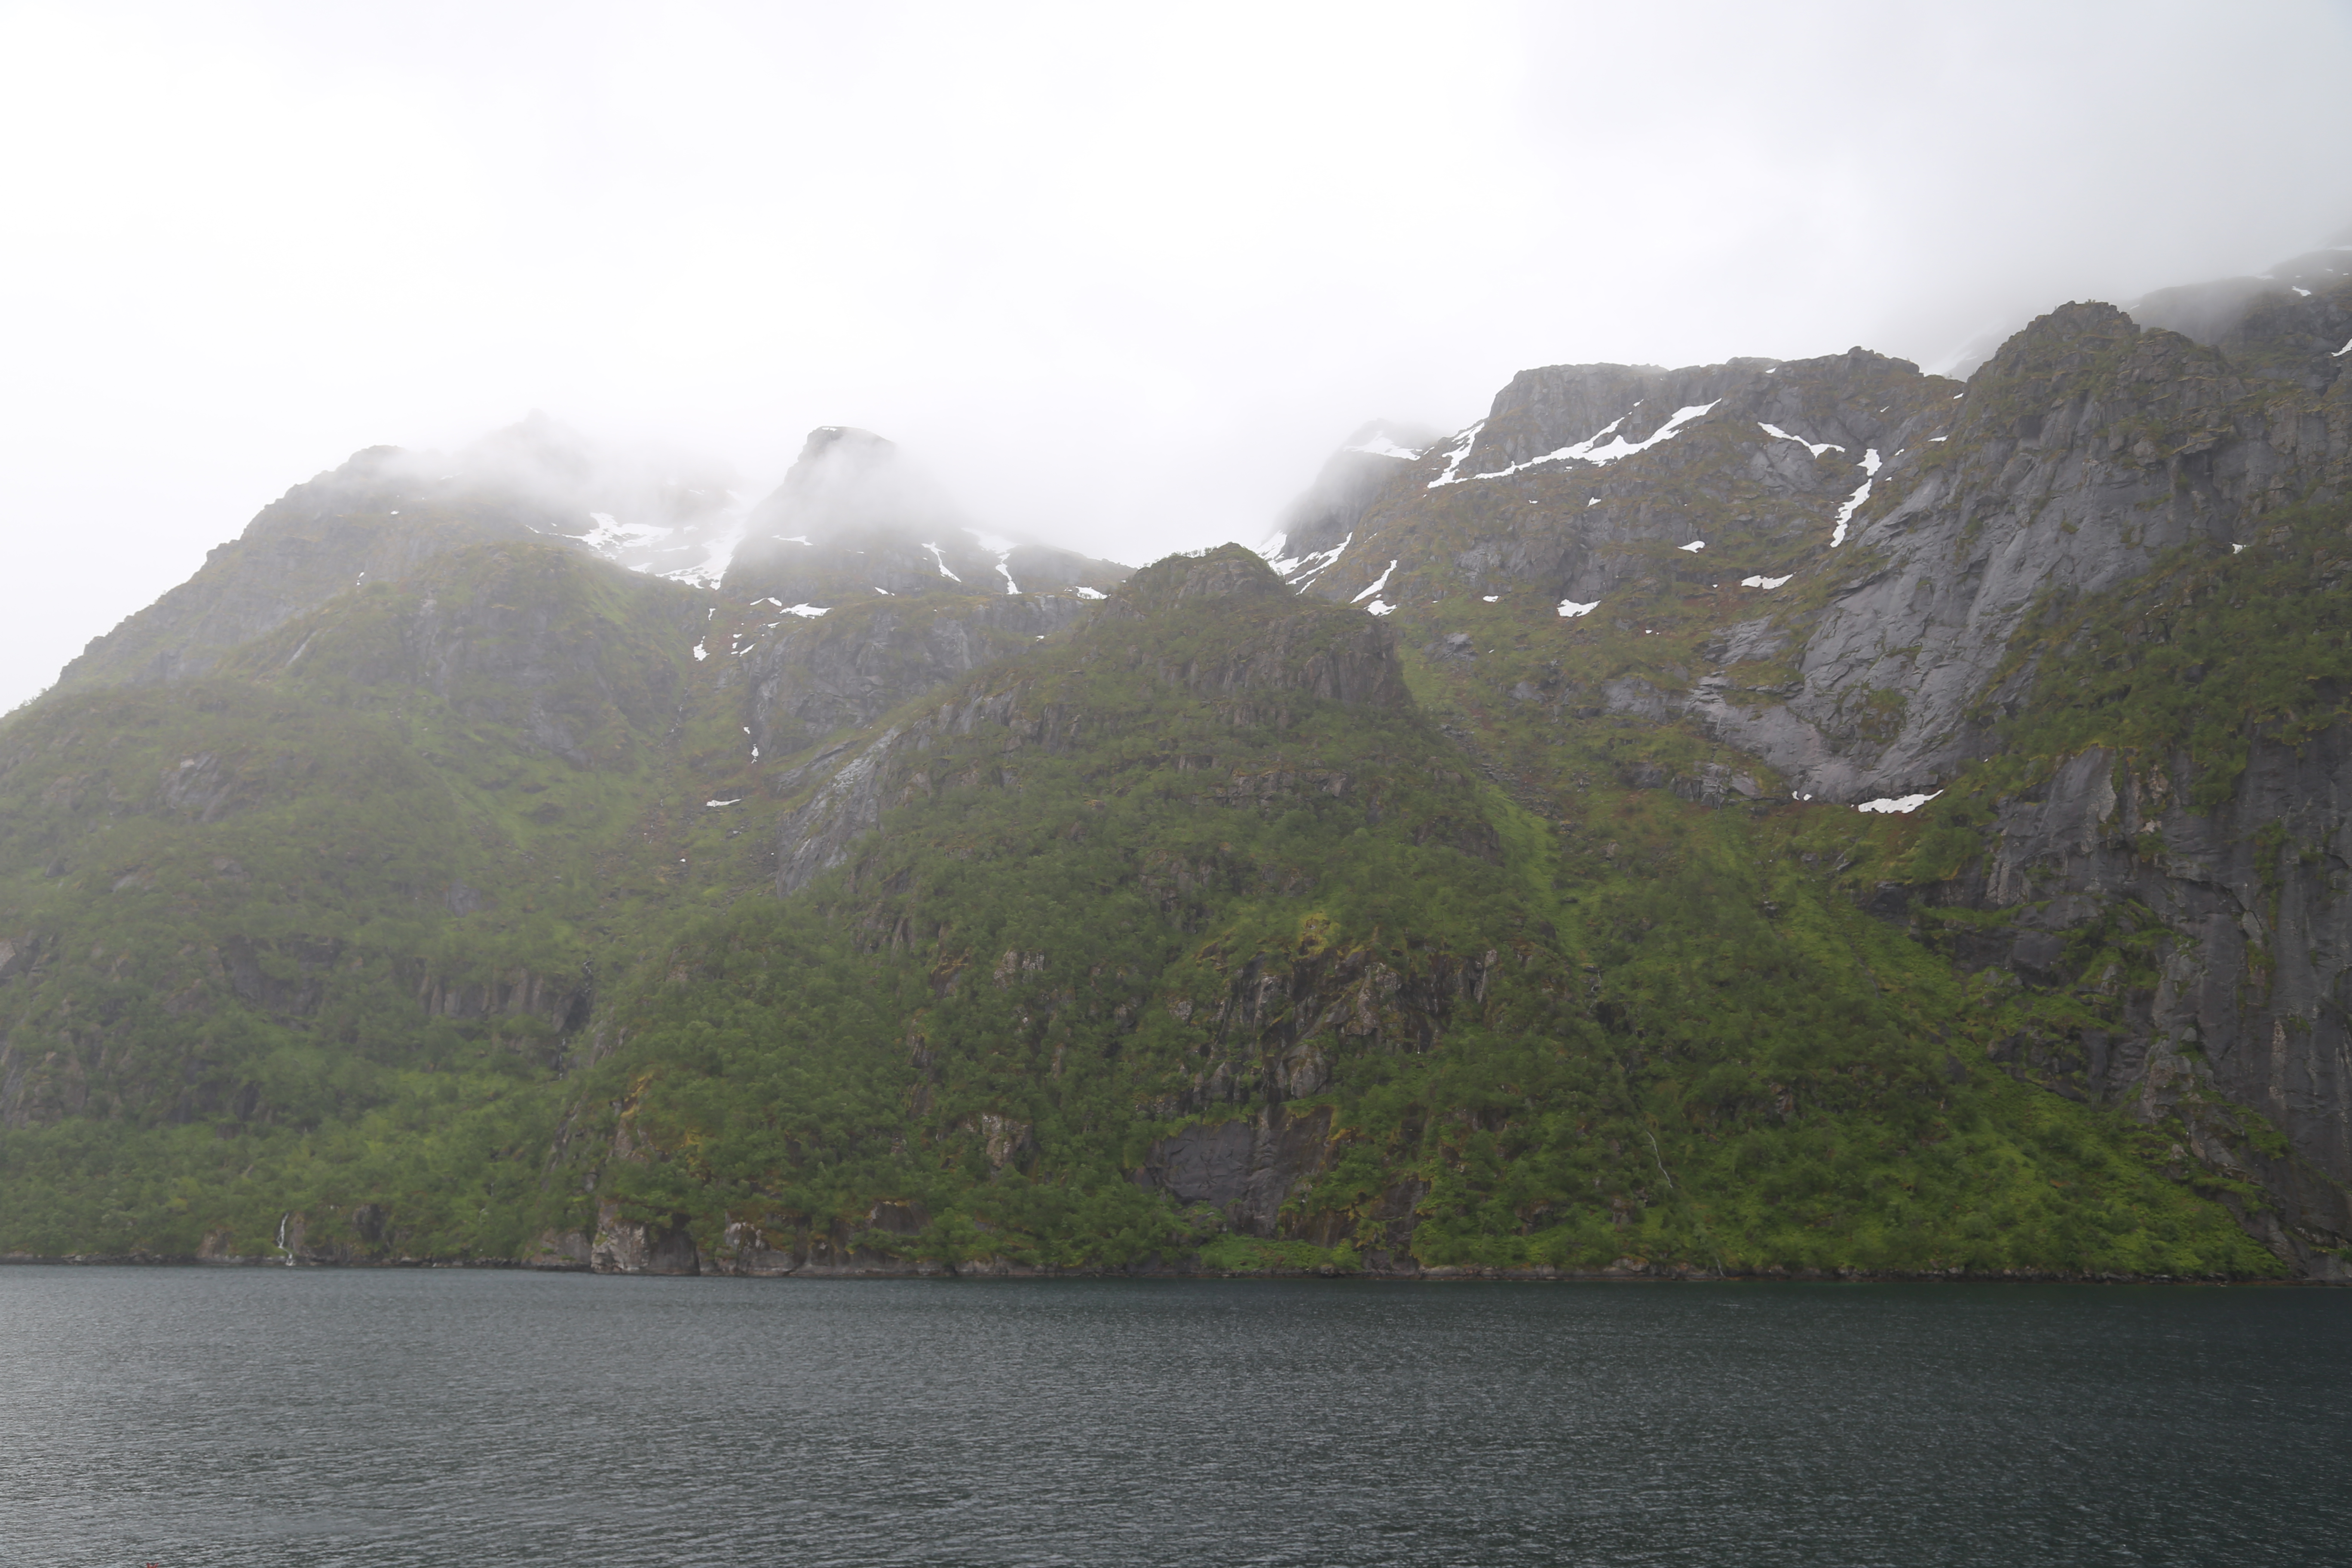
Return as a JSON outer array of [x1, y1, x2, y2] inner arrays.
[[0, 1270, 2346, 1567]]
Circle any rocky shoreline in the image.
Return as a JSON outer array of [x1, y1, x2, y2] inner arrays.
[[1, 1250, 2321, 1284]]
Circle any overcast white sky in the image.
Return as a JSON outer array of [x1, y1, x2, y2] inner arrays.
[[3, 0, 2350, 710]]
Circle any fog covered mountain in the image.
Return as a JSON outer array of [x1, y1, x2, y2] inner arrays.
[[5, 240, 2350, 1281]]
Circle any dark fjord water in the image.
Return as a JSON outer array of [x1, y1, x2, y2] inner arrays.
[[1, 1271, 2345, 1567]]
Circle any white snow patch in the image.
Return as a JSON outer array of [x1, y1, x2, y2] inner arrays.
[[704, 798, 742, 808], [959, 529, 1021, 593], [1481, 595, 1500, 603], [1856, 791, 1941, 815], [1074, 586, 1106, 600], [582, 511, 674, 556], [1425, 423, 1486, 488], [1254, 533, 1286, 563], [2293, 286, 2312, 297], [784, 603, 829, 618], [1365, 599, 1396, 616], [1587, 497, 1601, 507], [691, 641, 708, 661], [1830, 454, 1881, 547], [1346, 434, 1427, 460], [1929, 436, 1948, 443], [1271, 531, 1352, 588], [660, 507, 753, 591], [1678, 540, 1705, 553], [1462, 401, 1723, 483], [1557, 599, 1600, 619], [1758, 422, 1846, 458], [1351, 559, 1399, 603], [2334, 337, 2352, 358], [921, 542, 962, 582], [1740, 574, 1792, 590], [778, 535, 812, 545], [1953, 392, 1966, 399], [874, 586, 891, 595], [2232, 543, 2246, 554]]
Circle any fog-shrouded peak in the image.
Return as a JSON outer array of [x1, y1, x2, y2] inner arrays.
[[1256, 420, 1449, 576], [1930, 227, 2352, 378], [723, 426, 1130, 608], [741, 425, 961, 550], [447, 412, 746, 588], [2126, 240, 2352, 356]]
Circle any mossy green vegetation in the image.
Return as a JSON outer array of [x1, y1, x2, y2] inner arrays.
[[0, 541, 2288, 1276], [544, 550, 2272, 1277]]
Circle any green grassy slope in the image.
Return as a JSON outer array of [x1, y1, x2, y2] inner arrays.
[[555, 549, 2272, 1277], [0, 515, 2297, 1274]]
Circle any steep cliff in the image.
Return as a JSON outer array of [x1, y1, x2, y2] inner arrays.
[[1233, 247, 2352, 1274]]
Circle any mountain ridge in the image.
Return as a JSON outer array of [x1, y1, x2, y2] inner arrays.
[[6, 245, 2351, 1280]]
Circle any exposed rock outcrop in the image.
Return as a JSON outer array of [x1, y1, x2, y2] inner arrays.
[[1905, 736, 2352, 1274], [1138, 1105, 1335, 1237]]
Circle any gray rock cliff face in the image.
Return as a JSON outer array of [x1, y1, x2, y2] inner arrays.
[[1761, 296, 2352, 802], [1913, 735, 2352, 1275], [1292, 280, 2351, 807], [1138, 1106, 1335, 1237], [1463, 356, 1784, 473], [1283, 347, 1956, 618]]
